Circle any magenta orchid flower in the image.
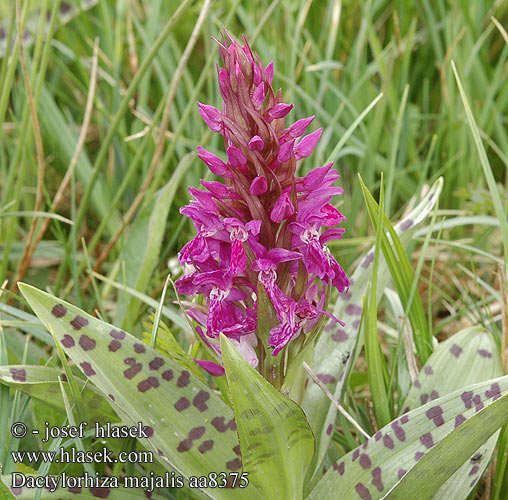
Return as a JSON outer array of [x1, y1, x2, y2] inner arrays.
[[175, 31, 349, 376]]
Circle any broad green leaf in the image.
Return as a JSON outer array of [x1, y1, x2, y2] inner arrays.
[[404, 326, 502, 410], [403, 326, 502, 499], [0, 476, 16, 500], [385, 391, 508, 500], [220, 334, 315, 500], [302, 178, 443, 483], [0, 365, 117, 424], [18, 283, 261, 500], [308, 375, 508, 500], [114, 157, 191, 331]]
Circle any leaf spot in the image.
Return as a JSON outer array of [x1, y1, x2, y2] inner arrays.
[[176, 370, 190, 387], [359, 453, 371, 470], [192, 390, 210, 412], [420, 432, 434, 449], [10, 367, 26, 382], [449, 343, 463, 358], [424, 365, 433, 375], [333, 462, 345, 475], [137, 376, 160, 393], [382, 434, 394, 449], [51, 304, 67, 318], [355, 482, 372, 500], [108, 340, 121, 352], [133, 343, 146, 354], [80, 362, 96, 376], [371, 467, 384, 492], [110, 329, 126, 340], [226, 458, 242, 471], [198, 440, 214, 454], [61, 335, 75, 348], [79, 335, 96, 351], [70, 315, 88, 330], [174, 397, 190, 412], [149, 357, 165, 370]]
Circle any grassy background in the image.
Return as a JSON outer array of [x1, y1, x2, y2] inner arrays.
[[0, 0, 507, 496]]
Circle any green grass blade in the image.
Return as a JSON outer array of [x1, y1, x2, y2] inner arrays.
[[451, 60, 508, 263]]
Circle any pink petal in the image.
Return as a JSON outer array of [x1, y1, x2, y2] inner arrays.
[[201, 180, 230, 198], [197, 103, 223, 133], [320, 203, 346, 226], [227, 146, 247, 168], [268, 103, 293, 121], [320, 227, 346, 245], [218, 68, 229, 99], [230, 333, 259, 368], [253, 63, 262, 86], [250, 176, 268, 195], [303, 163, 333, 190], [194, 359, 225, 376], [270, 192, 295, 223], [277, 140, 294, 163], [284, 116, 315, 141], [269, 322, 299, 356], [265, 62, 274, 85], [231, 239, 246, 275], [295, 128, 323, 160], [248, 135, 264, 151], [245, 219, 262, 235], [265, 248, 302, 263], [252, 83, 265, 107], [197, 146, 228, 176]]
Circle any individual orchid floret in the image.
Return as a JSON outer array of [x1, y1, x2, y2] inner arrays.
[[176, 31, 349, 380]]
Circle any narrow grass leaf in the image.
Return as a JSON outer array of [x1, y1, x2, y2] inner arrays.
[[114, 158, 191, 330], [452, 61, 508, 262], [359, 175, 432, 363], [365, 175, 391, 427]]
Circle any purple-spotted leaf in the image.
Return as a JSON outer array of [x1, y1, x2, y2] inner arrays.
[[2, 474, 162, 500], [308, 375, 508, 500], [302, 178, 443, 480], [0, 476, 16, 500], [404, 326, 502, 409], [18, 283, 261, 500], [220, 334, 315, 499], [0, 366, 117, 424], [403, 326, 502, 499], [385, 391, 508, 500]]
